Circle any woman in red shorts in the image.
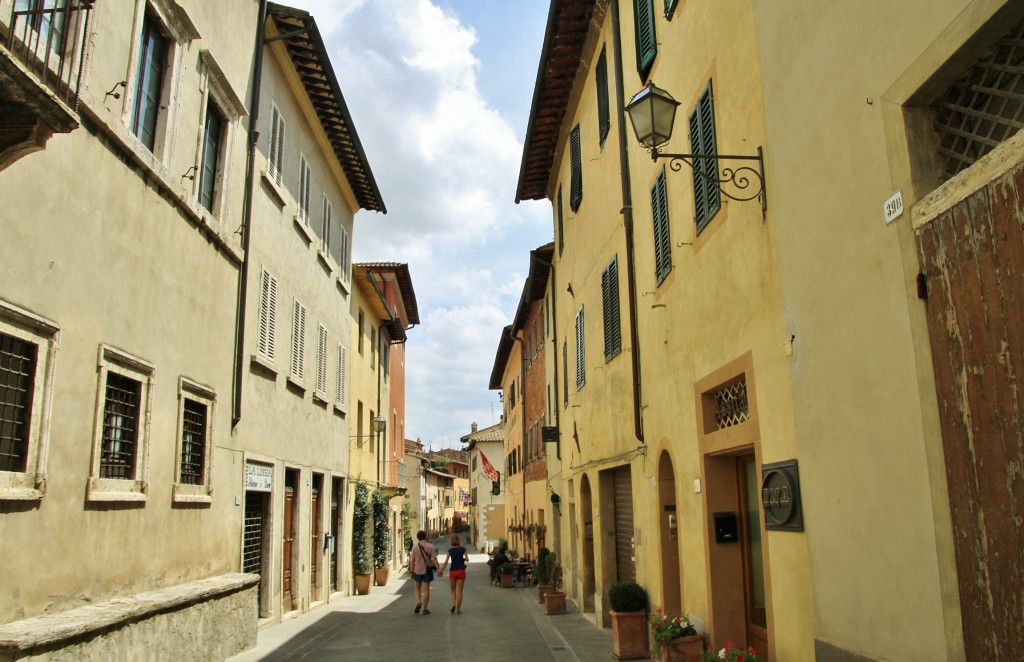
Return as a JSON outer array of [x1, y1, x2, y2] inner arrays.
[[438, 534, 468, 614]]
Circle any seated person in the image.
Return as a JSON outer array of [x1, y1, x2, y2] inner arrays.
[[487, 545, 510, 585]]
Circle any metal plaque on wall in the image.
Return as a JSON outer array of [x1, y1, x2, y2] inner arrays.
[[761, 459, 804, 532]]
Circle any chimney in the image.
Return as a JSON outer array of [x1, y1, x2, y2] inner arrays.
[[471, 421, 478, 433]]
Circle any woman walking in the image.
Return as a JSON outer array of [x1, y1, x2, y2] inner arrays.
[[438, 534, 468, 614]]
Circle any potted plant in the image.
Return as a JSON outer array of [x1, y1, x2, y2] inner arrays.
[[352, 483, 372, 594], [650, 610, 703, 662], [543, 560, 566, 615], [609, 581, 649, 660], [699, 643, 762, 662], [534, 547, 553, 602], [499, 562, 516, 588], [372, 490, 390, 586]]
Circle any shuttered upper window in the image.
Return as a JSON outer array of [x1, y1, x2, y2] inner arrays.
[[198, 101, 224, 212], [336, 343, 349, 411], [557, 187, 565, 255], [597, 47, 611, 147], [634, 0, 657, 79], [562, 341, 569, 407], [268, 103, 285, 186], [651, 168, 672, 284], [290, 300, 306, 382], [665, 0, 679, 20], [602, 256, 622, 361], [320, 194, 333, 254], [130, 15, 167, 151], [689, 81, 721, 233], [575, 306, 585, 390], [257, 268, 278, 362], [298, 155, 312, 224], [569, 125, 583, 212], [316, 324, 328, 398]]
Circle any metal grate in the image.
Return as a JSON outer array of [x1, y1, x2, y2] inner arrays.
[[243, 492, 265, 574], [179, 398, 207, 485], [0, 333, 37, 472], [932, 17, 1024, 181], [713, 379, 749, 430], [100, 372, 140, 479]]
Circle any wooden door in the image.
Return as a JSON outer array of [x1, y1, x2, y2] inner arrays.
[[612, 466, 635, 582], [311, 477, 321, 598], [916, 160, 1024, 657], [738, 456, 769, 657], [283, 475, 295, 610], [330, 478, 340, 592]]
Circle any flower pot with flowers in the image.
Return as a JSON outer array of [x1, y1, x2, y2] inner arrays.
[[699, 642, 762, 662], [650, 610, 703, 662], [608, 581, 649, 660]]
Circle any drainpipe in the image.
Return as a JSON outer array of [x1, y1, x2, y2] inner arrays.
[[232, 0, 269, 426], [611, 0, 644, 443]]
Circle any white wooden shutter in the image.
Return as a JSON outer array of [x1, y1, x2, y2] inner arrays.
[[321, 195, 332, 253], [291, 300, 306, 380], [269, 104, 285, 186], [317, 324, 328, 395], [299, 154, 311, 224], [336, 344, 349, 409], [258, 268, 277, 361]]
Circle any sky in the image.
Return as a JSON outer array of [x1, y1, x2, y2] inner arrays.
[[283, 0, 554, 449]]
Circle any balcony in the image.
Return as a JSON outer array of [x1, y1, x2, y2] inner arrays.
[[0, 0, 94, 171], [378, 460, 408, 496]]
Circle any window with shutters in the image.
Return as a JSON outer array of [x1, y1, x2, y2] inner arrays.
[[0, 299, 58, 501], [597, 47, 611, 147], [290, 300, 306, 385], [370, 327, 377, 369], [689, 81, 721, 233], [320, 194, 333, 255], [664, 0, 679, 20], [298, 155, 312, 224], [575, 306, 586, 390], [130, 14, 168, 151], [268, 102, 285, 186], [357, 309, 365, 354], [562, 341, 569, 407], [557, 187, 565, 255], [634, 0, 657, 79], [198, 101, 223, 212], [173, 377, 215, 503], [256, 268, 278, 365], [569, 125, 583, 211], [88, 345, 154, 502], [651, 168, 673, 284], [338, 227, 351, 282], [602, 256, 622, 361], [194, 50, 245, 217], [315, 324, 329, 400], [336, 343, 349, 412]]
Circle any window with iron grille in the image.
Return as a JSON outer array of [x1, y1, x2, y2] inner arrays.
[[709, 376, 749, 431], [0, 332, 37, 474], [557, 187, 565, 255], [602, 256, 622, 361], [575, 306, 586, 390], [651, 168, 673, 283], [689, 81, 721, 233], [298, 154, 312, 224], [290, 299, 306, 383], [257, 268, 277, 364], [174, 376, 215, 501], [0, 301, 58, 500], [89, 345, 153, 501], [269, 102, 285, 186], [597, 47, 611, 147], [634, 0, 657, 79], [570, 125, 583, 211], [931, 17, 1024, 182]]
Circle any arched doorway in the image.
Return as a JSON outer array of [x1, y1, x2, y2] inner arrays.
[[579, 474, 596, 613], [658, 451, 681, 612]]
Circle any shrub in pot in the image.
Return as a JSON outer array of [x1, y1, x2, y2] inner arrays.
[[534, 547, 552, 602], [372, 490, 390, 585], [499, 562, 516, 588], [543, 560, 566, 615], [609, 581, 648, 660], [352, 483, 372, 594]]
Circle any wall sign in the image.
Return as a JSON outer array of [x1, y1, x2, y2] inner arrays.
[[244, 463, 273, 492], [884, 189, 904, 224], [761, 459, 804, 532]]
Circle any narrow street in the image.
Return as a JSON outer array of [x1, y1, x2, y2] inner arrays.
[[227, 540, 611, 661]]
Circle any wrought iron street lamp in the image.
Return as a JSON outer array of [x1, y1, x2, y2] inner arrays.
[[351, 415, 387, 447], [625, 82, 767, 215]]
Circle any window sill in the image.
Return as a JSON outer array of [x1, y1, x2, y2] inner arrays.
[[313, 391, 330, 406], [293, 214, 316, 245], [317, 249, 333, 276], [172, 490, 213, 504], [336, 276, 350, 296], [250, 354, 278, 376], [286, 375, 306, 392], [261, 170, 288, 208], [333, 403, 347, 417], [87, 477, 148, 502]]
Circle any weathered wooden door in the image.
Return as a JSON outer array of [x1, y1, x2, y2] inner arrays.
[[282, 474, 296, 611], [310, 476, 321, 599], [916, 160, 1024, 658]]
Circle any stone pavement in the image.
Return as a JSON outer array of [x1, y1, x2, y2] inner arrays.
[[227, 539, 612, 661]]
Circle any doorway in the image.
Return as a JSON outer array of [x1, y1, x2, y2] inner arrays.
[[658, 451, 681, 612], [738, 455, 768, 655], [311, 473, 322, 603], [579, 474, 595, 613], [330, 478, 341, 592], [243, 490, 270, 616], [283, 468, 298, 612]]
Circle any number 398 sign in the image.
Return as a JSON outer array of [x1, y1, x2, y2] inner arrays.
[[761, 460, 804, 532]]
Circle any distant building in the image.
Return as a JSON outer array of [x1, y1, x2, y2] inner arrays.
[[460, 421, 505, 551]]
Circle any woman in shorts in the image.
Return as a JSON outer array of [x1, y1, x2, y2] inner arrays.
[[438, 534, 468, 614]]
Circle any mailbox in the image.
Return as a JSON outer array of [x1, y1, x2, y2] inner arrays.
[[714, 512, 738, 543]]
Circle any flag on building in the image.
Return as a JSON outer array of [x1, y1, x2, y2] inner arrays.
[[480, 452, 499, 482], [459, 488, 470, 504]]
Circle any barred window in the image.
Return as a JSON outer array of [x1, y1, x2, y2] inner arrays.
[[0, 332, 37, 473], [174, 377, 215, 502], [179, 398, 207, 485], [100, 372, 141, 480]]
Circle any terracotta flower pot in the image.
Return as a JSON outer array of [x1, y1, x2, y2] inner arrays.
[[659, 634, 704, 662], [544, 591, 567, 615], [354, 573, 372, 595], [538, 583, 553, 603], [374, 567, 389, 586], [610, 610, 649, 660], [500, 573, 514, 588]]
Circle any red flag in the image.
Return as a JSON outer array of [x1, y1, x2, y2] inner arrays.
[[480, 452, 499, 482]]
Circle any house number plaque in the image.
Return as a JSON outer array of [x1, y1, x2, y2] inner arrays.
[[761, 459, 803, 532]]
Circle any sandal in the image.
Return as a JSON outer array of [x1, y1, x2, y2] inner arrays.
[[422, 609, 431, 615], [450, 606, 456, 613], [414, 603, 421, 614]]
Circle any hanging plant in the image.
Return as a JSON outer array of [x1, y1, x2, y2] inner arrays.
[[372, 489, 390, 569], [352, 483, 372, 575]]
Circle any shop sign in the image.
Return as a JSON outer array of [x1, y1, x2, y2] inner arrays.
[[245, 463, 273, 492], [761, 459, 803, 532]]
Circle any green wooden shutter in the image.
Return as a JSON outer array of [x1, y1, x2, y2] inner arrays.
[[602, 256, 622, 361], [557, 187, 564, 255], [634, 0, 657, 79], [690, 81, 720, 233], [596, 48, 610, 146], [651, 169, 672, 283], [198, 102, 222, 211], [562, 341, 569, 407], [570, 125, 583, 211], [575, 306, 585, 390]]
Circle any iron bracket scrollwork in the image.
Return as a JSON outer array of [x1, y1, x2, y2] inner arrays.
[[650, 146, 767, 218]]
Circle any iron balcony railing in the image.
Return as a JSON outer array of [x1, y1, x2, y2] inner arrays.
[[4, 0, 94, 110]]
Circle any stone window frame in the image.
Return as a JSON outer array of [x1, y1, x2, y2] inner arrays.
[[172, 376, 216, 504], [0, 299, 59, 501], [87, 344, 155, 502], [192, 49, 247, 220]]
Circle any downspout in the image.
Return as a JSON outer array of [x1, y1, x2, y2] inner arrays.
[[611, 0, 644, 443], [233, 0, 269, 426]]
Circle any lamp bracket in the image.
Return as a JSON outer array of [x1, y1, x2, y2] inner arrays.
[[651, 145, 767, 218]]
